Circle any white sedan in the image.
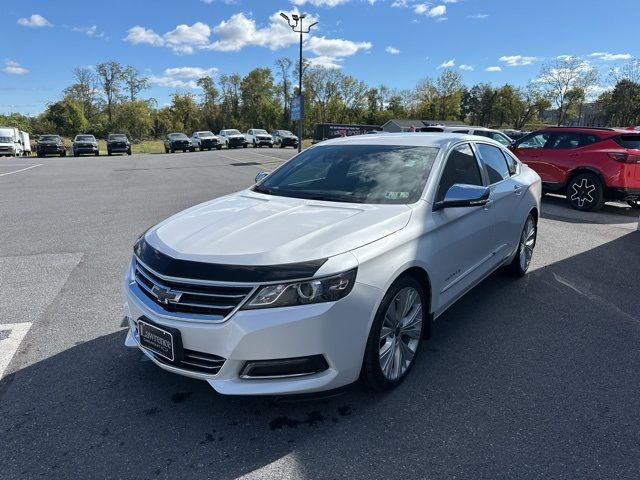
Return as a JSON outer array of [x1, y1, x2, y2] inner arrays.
[[123, 133, 541, 394]]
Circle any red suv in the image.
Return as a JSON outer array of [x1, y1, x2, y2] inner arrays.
[[510, 127, 640, 211]]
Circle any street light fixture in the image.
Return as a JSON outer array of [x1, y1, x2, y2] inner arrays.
[[280, 12, 317, 152]]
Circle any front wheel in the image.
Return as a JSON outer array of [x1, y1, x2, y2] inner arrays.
[[216, 145, 222, 150], [362, 276, 425, 391], [506, 214, 537, 277], [567, 173, 604, 211]]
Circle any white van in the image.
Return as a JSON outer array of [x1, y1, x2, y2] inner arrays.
[[0, 127, 21, 156]]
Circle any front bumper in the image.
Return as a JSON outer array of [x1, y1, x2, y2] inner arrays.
[[200, 139, 220, 148], [108, 143, 130, 152], [255, 138, 274, 146], [74, 145, 98, 153], [122, 266, 381, 395], [280, 138, 299, 147]]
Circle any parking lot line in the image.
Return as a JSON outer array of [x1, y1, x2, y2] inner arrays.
[[0, 322, 32, 380], [243, 150, 293, 161], [0, 164, 42, 177]]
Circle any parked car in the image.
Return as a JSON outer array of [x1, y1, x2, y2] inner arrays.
[[106, 134, 132, 156], [122, 133, 541, 395], [423, 126, 513, 147], [218, 129, 247, 149], [245, 129, 274, 148], [191, 131, 222, 151], [73, 134, 99, 157], [164, 133, 193, 153], [510, 127, 640, 210], [36, 134, 66, 157], [271, 129, 299, 148], [501, 129, 528, 141]]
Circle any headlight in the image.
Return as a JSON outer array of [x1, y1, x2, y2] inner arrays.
[[242, 269, 357, 310]]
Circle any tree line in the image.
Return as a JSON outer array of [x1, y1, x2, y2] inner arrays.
[[2, 57, 640, 140]]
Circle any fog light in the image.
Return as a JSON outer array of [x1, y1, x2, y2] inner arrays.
[[240, 355, 329, 379]]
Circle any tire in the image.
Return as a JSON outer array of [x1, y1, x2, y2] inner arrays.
[[61, 151, 66, 157], [165, 148, 169, 153], [108, 150, 112, 156], [567, 172, 605, 211], [217, 145, 222, 150], [626, 200, 640, 209], [280, 144, 285, 149], [38, 153, 44, 158], [95, 151, 99, 156], [506, 213, 537, 277], [127, 149, 132, 156], [73, 152, 78, 157], [269, 144, 273, 148], [361, 275, 426, 391], [171, 149, 175, 154], [243, 143, 247, 148], [199, 146, 204, 152], [252, 141, 257, 148]]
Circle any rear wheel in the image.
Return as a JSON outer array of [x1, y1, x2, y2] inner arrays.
[[567, 172, 604, 211], [362, 276, 425, 391], [127, 149, 132, 156], [108, 150, 112, 156], [506, 213, 537, 277]]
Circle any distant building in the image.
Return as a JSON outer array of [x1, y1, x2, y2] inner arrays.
[[382, 119, 465, 133]]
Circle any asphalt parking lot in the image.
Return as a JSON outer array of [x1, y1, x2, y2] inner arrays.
[[1, 148, 639, 479]]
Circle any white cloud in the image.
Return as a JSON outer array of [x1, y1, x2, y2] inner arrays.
[[413, 3, 446, 17], [308, 56, 343, 69], [485, 66, 502, 72], [73, 25, 108, 39], [468, 13, 488, 19], [499, 55, 540, 66], [428, 5, 446, 17], [164, 22, 212, 54], [124, 26, 164, 46], [3, 60, 29, 75], [459, 64, 474, 71], [125, 22, 212, 54], [439, 58, 455, 68], [290, 0, 350, 5], [391, 0, 408, 6], [588, 52, 632, 61], [308, 36, 372, 57], [149, 66, 218, 89], [386, 46, 401, 55], [17, 14, 51, 27]]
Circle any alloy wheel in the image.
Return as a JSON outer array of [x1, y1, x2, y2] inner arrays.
[[569, 178, 596, 208], [379, 287, 423, 381], [519, 216, 536, 272]]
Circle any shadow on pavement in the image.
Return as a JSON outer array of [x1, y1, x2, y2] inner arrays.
[[1, 233, 639, 479], [541, 194, 639, 225]]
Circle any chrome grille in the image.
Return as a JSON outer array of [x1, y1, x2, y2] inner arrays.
[[134, 260, 254, 317], [153, 348, 226, 374]]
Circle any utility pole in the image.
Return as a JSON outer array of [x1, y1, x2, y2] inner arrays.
[[280, 12, 317, 152]]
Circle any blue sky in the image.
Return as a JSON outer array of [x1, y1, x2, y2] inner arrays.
[[3, 0, 639, 115]]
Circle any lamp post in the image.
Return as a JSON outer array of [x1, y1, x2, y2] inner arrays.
[[280, 12, 317, 152]]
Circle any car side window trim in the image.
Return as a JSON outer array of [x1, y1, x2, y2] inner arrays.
[[473, 141, 513, 185], [431, 141, 487, 205]]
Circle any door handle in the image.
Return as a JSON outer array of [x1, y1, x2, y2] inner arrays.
[[514, 185, 523, 196]]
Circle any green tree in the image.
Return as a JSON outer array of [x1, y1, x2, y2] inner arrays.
[[96, 61, 125, 123], [42, 98, 88, 137], [114, 101, 154, 139], [240, 68, 280, 130]]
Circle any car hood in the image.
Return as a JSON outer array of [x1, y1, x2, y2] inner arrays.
[[146, 190, 412, 265], [227, 135, 245, 139]]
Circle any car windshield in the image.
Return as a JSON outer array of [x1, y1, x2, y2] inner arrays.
[[109, 134, 127, 140], [254, 129, 268, 135], [76, 135, 95, 141], [169, 133, 188, 139], [279, 130, 294, 136], [198, 131, 214, 137], [225, 130, 241, 136], [0, 136, 13, 143], [253, 144, 439, 204], [39, 135, 59, 141]]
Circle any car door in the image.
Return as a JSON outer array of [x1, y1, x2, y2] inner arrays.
[[511, 131, 554, 183], [538, 132, 596, 186], [428, 143, 496, 313], [475, 142, 523, 257]]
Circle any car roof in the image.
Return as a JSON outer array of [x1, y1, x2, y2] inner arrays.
[[531, 126, 632, 138], [317, 132, 502, 148]]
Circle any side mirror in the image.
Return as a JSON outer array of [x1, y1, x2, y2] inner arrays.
[[255, 171, 269, 183], [434, 184, 490, 211]]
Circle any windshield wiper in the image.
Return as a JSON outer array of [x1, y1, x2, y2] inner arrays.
[[252, 185, 273, 195]]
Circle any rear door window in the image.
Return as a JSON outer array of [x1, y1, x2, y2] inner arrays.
[[476, 143, 510, 184], [547, 133, 581, 149], [614, 134, 640, 150]]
